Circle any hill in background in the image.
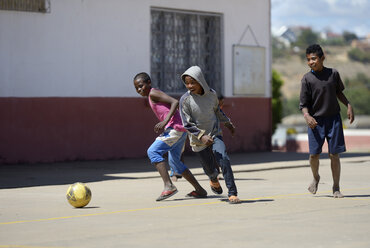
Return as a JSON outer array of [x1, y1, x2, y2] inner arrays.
[[273, 45, 370, 99]]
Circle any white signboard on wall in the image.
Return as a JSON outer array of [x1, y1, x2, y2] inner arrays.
[[233, 45, 266, 96]]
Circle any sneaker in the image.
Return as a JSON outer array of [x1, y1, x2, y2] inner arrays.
[[210, 179, 223, 194]]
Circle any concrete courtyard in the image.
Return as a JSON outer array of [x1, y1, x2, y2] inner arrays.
[[1, 152, 370, 248]]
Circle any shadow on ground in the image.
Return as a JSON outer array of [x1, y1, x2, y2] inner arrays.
[[315, 194, 370, 198], [230, 152, 370, 165], [0, 152, 369, 189]]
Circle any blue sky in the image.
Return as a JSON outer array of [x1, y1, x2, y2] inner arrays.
[[271, 0, 370, 37]]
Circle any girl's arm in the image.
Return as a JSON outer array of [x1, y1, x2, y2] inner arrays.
[[150, 89, 179, 133], [337, 91, 354, 124]]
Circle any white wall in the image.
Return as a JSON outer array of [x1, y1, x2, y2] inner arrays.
[[0, 0, 270, 97]]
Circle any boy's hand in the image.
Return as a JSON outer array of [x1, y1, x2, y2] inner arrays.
[[154, 121, 166, 133], [304, 114, 318, 129], [347, 104, 355, 124], [200, 135, 214, 146], [224, 122, 235, 136]]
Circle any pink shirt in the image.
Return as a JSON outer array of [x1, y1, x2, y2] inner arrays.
[[149, 88, 186, 132]]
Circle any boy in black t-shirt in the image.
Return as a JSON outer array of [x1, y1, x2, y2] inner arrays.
[[299, 44, 354, 198]]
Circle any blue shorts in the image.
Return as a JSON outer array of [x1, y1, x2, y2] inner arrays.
[[147, 128, 188, 174], [308, 113, 346, 155]]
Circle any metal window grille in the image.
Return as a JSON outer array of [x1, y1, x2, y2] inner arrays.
[[151, 8, 223, 94], [0, 0, 50, 13]]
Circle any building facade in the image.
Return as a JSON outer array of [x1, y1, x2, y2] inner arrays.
[[0, 0, 272, 164]]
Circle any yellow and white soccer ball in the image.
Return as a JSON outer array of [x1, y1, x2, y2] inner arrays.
[[66, 182, 92, 208]]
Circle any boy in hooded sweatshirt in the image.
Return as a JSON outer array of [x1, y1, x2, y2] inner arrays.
[[134, 72, 207, 201], [179, 66, 241, 204]]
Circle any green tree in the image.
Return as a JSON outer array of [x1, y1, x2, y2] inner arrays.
[[272, 70, 284, 133], [348, 48, 370, 63], [283, 95, 301, 117], [294, 29, 319, 49], [340, 73, 370, 118], [320, 37, 345, 46], [342, 31, 357, 44]]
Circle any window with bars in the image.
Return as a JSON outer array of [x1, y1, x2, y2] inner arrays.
[[151, 8, 223, 95], [0, 0, 50, 13]]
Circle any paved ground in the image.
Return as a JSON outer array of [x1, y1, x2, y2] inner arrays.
[[1, 152, 370, 248]]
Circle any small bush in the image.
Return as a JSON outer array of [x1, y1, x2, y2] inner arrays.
[[272, 70, 284, 133], [348, 48, 370, 63]]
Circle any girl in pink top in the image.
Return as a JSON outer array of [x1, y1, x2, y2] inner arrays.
[[133, 72, 207, 201], [148, 88, 186, 133]]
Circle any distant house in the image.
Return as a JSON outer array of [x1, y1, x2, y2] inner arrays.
[[0, 0, 272, 164], [351, 34, 370, 51], [320, 31, 342, 41], [275, 25, 311, 47], [276, 26, 297, 47]]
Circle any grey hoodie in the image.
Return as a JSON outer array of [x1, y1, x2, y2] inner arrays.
[[179, 66, 230, 152]]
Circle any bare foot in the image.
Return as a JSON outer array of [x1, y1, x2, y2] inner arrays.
[[229, 195, 241, 204], [308, 176, 320, 194], [333, 191, 344, 198]]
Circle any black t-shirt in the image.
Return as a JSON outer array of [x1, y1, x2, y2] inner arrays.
[[299, 67, 345, 117]]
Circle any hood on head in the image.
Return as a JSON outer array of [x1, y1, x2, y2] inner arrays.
[[181, 66, 210, 93]]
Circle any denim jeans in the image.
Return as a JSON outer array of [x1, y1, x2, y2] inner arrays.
[[196, 136, 238, 196], [147, 128, 188, 174]]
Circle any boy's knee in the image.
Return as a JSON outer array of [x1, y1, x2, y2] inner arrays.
[[217, 157, 230, 169], [214, 150, 229, 162], [309, 154, 320, 160], [329, 153, 339, 160]]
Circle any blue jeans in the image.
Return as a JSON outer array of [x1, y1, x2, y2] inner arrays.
[[196, 136, 238, 196], [147, 129, 188, 174]]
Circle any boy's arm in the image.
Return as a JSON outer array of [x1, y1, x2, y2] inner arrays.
[[215, 105, 230, 123], [216, 107, 236, 136], [300, 79, 317, 129], [224, 121, 235, 136], [150, 89, 179, 133], [214, 100, 235, 136], [301, 107, 318, 129], [337, 91, 355, 124]]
